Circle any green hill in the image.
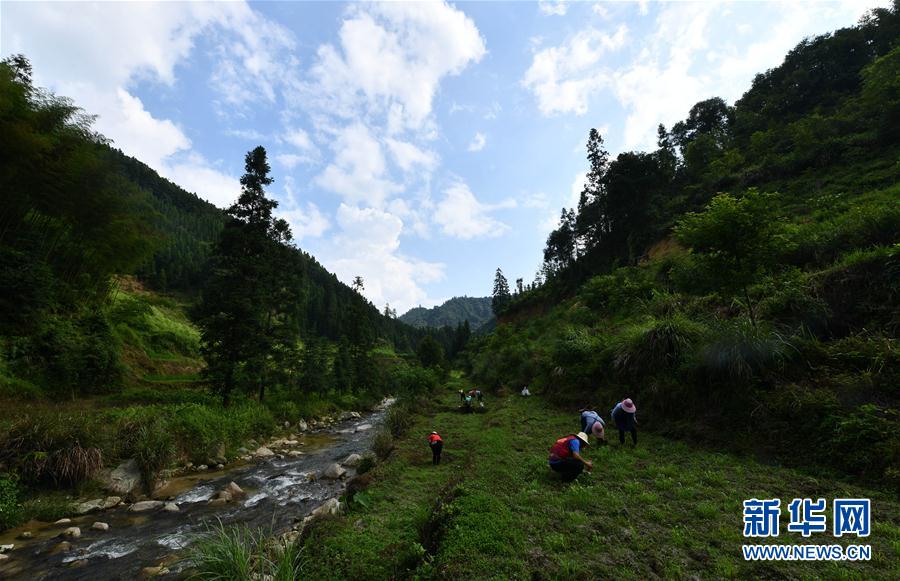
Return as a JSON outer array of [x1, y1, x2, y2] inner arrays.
[[400, 296, 494, 330], [471, 3, 900, 490]]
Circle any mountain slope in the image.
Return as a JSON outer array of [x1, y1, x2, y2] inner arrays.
[[400, 296, 493, 330]]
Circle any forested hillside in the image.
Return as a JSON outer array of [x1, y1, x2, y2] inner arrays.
[[399, 296, 493, 330], [473, 3, 900, 488], [0, 53, 459, 534]]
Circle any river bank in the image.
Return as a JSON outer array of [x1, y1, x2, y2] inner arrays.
[[0, 398, 393, 579]]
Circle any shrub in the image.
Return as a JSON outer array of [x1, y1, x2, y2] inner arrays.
[[824, 404, 900, 479], [578, 267, 655, 316], [0, 412, 106, 486], [698, 321, 795, 382], [372, 429, 394, 460], [757, 269, 831, 335], [132, 420, 176, 491], [356, 455, 376, 475], [385, 404, 413, 438], [612, 314, 707, 377], [0, 477, 21, 530]]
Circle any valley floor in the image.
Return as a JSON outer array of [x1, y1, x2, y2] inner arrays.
[[301, 383, 900, 579]]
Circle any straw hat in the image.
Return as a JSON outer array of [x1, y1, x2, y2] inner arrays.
[[622, 398, 636, 413], [575, 432, 590, 446]]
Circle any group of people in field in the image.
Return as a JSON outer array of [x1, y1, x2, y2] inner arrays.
[[548, 398, 637, 481], [426, 390, 637, 478]]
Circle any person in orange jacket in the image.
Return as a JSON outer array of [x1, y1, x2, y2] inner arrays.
[[428, 431, 443, 465]]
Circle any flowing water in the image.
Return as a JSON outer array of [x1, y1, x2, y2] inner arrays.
[[0, 400, 392, 579]]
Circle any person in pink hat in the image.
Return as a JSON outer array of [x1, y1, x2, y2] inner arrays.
[[610, 398, 638, 446]]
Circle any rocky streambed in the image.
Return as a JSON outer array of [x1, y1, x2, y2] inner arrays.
[[0, 399, 392, 579]]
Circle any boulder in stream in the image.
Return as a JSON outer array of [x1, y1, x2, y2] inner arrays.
[[322, 463, 346, 480], [141, 566, 170, 577], [223, 481, 244, 498], [48, 541, 72, 555], [62, 527, 81, 539], [296, 419, 309, 432], [16, 532, 32, 540], [254, 446, 275, 458], [0, 544, 13, 553], [129, 500, 164, 512], [163, 502, 180, 513], [54, 518, 71, 525], [102, 496, 122, 510], [342, 453, 362, 467], [355, 423, 373, 432], [100, 458, 142, 496], [91, 522, 109, 532]]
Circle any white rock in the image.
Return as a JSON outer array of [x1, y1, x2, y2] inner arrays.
[[91, 522, 109, 532], [54, 518, 72, 525], [101, 458, 142, 496], [254, 447, 275, 458], [322, 463, 346, 480], [62, 527, 81, 539], [355, 424, 373, 432], [341, 454, 362, 467], [196, 465, 208, 471], [102, 496, 122, 510], [284, 421, 291, 429], [163, 502, 180, 513], [223, 481, 244, 497], [296, 420, 308, 432], [216, 464, 224, 470], [129, 501, 164, 512], [0, 544, 13, 553], [311, 498, 341, 518], [17, 532, 32, 540], [288, 450, 304, 458]]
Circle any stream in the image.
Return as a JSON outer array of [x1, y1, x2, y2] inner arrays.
[[0, 400, 392, 579]]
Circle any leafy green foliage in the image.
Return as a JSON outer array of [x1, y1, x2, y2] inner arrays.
[[0, 477, 21, 530]]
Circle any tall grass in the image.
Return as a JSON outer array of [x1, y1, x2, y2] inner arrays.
[[612, 314, 707, 377], [186, 520, 303, 580], [699, 320, 795, 381]]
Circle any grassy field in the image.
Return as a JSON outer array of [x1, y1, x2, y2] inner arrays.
[[301, 382, 900, 579]]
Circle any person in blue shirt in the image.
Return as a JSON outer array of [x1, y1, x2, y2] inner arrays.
[[611, 398, 638, 446], [548, 431, 592, 482], [580, 409, 606, 442]]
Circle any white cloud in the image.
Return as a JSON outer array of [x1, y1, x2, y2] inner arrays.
[[278, 177, 330, 241], [434, 182, 514, 239], [303, 1, 485, 131], [323, 204, 445, 312], [592, 3, 610, 19], [315, 123, 401, 207], [385, 139, 438, 172], [539, 0, 568, 17], [163, 154, 241, 208], [522, 25, 628, 116], [283, 128, 314, 151], [467, 132, 487, 152]]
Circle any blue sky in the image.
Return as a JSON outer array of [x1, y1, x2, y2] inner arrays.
[[2, 1, 886, 313]]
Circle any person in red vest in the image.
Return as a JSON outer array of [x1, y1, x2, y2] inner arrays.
[[548, 431, 592, 482], [428, 431, 443, 465]]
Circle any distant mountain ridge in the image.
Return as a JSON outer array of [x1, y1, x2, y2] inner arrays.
[[400, 296, 494, 330]]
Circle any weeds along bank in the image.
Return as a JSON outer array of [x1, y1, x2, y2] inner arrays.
[[296, 387, 899, 579], [468, 187, 899, 490]]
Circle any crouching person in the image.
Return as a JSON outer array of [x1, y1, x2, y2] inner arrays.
[[548, 432, 592, 482], [428, 431, 443, 465]]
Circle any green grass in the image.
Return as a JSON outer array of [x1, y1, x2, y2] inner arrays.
[[300, 385, 900, 579]]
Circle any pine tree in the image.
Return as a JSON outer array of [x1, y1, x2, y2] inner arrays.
[[197, 146, 294, 405], [491, 268, 511, 315]]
